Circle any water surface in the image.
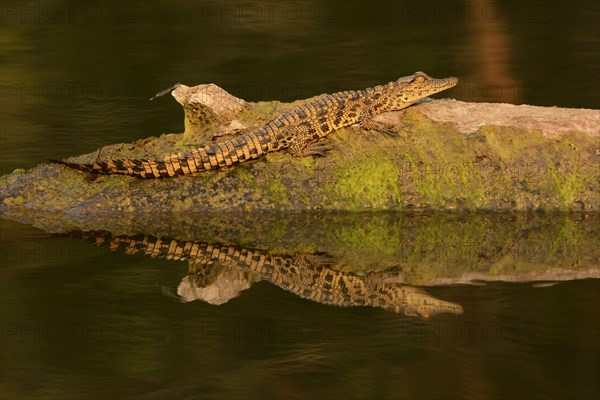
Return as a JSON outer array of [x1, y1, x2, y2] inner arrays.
[[1, 0, 598, 172], [1, 213, 599, 399], [1, 1, 599, 399]]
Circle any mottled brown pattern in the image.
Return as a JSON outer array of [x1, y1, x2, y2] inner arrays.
[[52, 72, 457, 178], [64, 230, 463, 318]]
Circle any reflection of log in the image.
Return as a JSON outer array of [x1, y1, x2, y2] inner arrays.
[[420, 269, 600, 286], [7, 211, 600, 286], [63, 230, 463, 318], [1, 83, 598, 212]]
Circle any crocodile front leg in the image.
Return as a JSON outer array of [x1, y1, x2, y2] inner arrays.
[[359, 118, 398, 136]]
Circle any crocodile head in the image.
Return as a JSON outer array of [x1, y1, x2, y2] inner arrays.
[[395, 71, 458, 104]]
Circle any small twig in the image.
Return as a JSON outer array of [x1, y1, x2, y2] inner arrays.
[[149, 82, 181, 101]]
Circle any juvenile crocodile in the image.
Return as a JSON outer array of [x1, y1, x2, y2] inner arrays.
[[62, 230, 463, 318], [52, 72, 457, 178]]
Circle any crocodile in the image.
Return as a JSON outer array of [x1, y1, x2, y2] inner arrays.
[[52, 71, 458, 178], [62, 230, 463, 318]]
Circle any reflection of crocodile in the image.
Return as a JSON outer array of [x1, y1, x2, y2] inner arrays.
[[65, 230, 463, 318], [52, 72, 457, 178]]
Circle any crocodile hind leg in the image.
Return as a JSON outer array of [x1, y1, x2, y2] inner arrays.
[[290, 136, 332, 157]]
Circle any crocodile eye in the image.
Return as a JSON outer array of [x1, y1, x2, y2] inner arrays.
[[415, 75, 425, 83]]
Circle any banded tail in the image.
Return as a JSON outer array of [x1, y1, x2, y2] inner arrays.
[[51, 131, 270, 178]]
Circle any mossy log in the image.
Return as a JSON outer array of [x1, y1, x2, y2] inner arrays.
[[0, 84, 598, 213]]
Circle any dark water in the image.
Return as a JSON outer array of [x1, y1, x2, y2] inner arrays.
[[1, 0, 599, 172], [1, 212, 599, 400], [1, 1, 600, 399]]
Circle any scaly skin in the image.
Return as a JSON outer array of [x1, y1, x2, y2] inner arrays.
[[52, 72, 458, 178], [63, 230, 464, 318]]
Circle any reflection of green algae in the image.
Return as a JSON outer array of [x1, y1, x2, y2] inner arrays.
[[333, 216, 402, 258]]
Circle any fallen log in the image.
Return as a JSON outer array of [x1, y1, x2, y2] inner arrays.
[[1, 83, 598, 212]]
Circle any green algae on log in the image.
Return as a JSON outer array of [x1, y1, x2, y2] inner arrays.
[[0, 83, 599, 213]]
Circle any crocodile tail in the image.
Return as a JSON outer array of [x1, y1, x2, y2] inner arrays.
[[51, 129, 269, 178], [49, 157, 203, 178]]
